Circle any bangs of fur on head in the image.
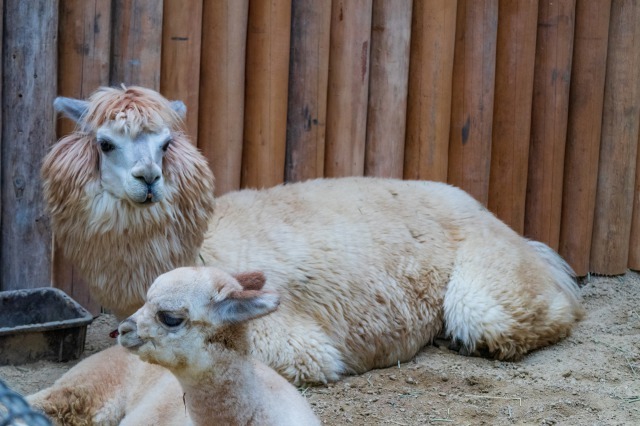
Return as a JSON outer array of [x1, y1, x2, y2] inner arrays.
[[82, 86, 185, 136]]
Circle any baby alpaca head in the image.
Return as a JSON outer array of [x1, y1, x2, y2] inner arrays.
[[118, 267, 279, 375]]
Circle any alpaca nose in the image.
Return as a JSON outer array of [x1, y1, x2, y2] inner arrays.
[[118, 318, 136, 336], [132, 163, 161, 185]]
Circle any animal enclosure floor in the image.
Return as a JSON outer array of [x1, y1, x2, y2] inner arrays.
[[1, 273, 639, 425]]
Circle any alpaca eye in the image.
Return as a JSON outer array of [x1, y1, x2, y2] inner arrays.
[[161, 139, 172, 153], [157, 311, 184, 328], [98, 139, 115, 153]]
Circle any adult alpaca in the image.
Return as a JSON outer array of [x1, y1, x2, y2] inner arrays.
[[43, 86, 583, 385]]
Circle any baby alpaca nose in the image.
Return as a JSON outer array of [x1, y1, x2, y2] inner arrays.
[[118, 318, 136, 336]]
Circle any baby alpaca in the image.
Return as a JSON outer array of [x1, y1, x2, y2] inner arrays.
[[118, 267, 320, 426]]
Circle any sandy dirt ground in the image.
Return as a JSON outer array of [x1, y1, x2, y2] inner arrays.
[[1, 272, 639, 425]]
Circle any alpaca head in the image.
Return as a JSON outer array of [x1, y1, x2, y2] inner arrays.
[[43, 86, 216, 317], [53, 86, 187, 205], [118, 267, 280, 376]]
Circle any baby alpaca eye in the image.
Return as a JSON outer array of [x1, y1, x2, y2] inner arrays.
[[157, 311, 184, 328]]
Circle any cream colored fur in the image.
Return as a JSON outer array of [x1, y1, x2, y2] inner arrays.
[[34, 86, 583, 422], [29, 269, 320, 426], [28, 345, 187, 426], [118, 267, 319, 425]]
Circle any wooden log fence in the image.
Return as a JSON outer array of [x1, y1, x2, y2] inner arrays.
[[488, 0, 538, 235], [2, 0, 640, 305]]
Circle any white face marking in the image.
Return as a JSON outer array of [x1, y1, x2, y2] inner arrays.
[[95, 125, 172, 205]]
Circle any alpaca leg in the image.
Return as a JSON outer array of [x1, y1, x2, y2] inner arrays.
[[442, 237, 582, 360], [27, 346, 134, 425], [248, 319, 347, 385]]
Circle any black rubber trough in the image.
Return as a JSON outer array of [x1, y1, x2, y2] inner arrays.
[[0, 288, 93, 365]]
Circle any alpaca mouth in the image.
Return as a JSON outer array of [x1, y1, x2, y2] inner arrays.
[[118, 332, 144, 350], [132, 190, 160, 205]]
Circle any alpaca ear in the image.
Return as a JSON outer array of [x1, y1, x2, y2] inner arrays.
[[214, 289, 280, 324], [233, 271, 266, 291], [169, 100, 187, 119], [54, 97, 89, 123]]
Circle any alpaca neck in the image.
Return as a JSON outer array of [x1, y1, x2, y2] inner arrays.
[[69, 197, 206, 316], [177, 348, 266, 425]]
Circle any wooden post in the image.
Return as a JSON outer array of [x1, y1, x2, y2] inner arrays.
[[55, 0, 112, 313], [524, 0, 575, 251], [364, 0, 412, 178], [558, 0, 610, 276], [241, 0, 292, 189], [630, 136, 640, 271], [403, 0, 457, 183], [1, 0, 58, 290], [160, 0, 203, 143], [57, 0, 112, 135], [590, 0, 640, 275], [448, 0, 499, 205], [110, 0, 164, 89], [285, 0, 331, 183], [488, 0, 538, 235], [198, 0, 248, 196], [324, 0, 373, 177]]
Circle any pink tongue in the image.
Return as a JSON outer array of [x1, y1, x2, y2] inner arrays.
[[109, 329, 119, 338]]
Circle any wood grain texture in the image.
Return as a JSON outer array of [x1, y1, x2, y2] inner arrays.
[[559, 0, 610, 276], [324, 0, 373, 177], [364, 0, 412, 178], [57, 0, 111, 135], [198, 0, 248, 196], [160, 0, 203, 143], [285, 0, 331, 183], [524, 0, 575, 250], [1, 0, 58, 290], [241, 0, 292, 189], [488, 0, 538, 235], [629, 134, 640, 271], [403, 0, 457, 183], [590, 0, 640, 275], [55, 0, 111, 313], [448, 0, 499, 205], [110, 0, 163, 89]]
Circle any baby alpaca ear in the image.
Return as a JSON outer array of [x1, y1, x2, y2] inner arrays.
[[215, 289, 280, 324], [54, 97, 89, 124], [233, 271, 266, 291]]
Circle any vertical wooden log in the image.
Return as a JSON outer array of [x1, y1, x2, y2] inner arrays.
[[57, 0, 112, 135], [324, 0, 373, 177], [285, 0, 331, 183], [111, 0, 163, 89], [55, 0, 112, 313], [448, 0, 499, 205], [241, 0, 292, 189], [524, 0, 575, 250], [488, 0, 538, 234], [629, 134, 640, 271], [559, 0, 610, 276], [160, 0, 203, 143], [590, 0, 640, 275], [1, 0, 58, 290], [364, 0, 412, 178], [198, 0, 248, 196], [404, 0, 457, 183]]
